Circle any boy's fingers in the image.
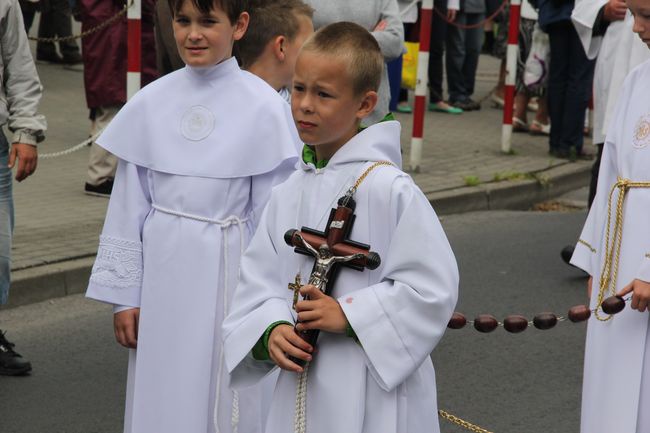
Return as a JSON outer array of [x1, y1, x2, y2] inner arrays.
[[270, 346, 304, 372], [617, 282, 634, 297], [296, 310, 319, 323], [279, 339, 312, 363], [284, 329, 313, 352]]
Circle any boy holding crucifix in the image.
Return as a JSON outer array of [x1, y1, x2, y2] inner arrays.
[[223, 22, 459, 433]]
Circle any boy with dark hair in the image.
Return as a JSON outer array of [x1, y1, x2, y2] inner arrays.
[[236, 0, 314, 100], [86, 0, 300, 431], [223, 22, 458, 433]]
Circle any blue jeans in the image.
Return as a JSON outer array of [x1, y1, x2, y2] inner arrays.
[[446, 12, 485, 103], [0, 130, 13, 305]]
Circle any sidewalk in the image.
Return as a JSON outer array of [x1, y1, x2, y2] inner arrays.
[[4, 53, 593, 308]]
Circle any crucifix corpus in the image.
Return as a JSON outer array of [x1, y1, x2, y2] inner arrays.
[[284, 191, 381, 366]]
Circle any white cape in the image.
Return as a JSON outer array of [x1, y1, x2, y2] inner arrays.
[[87, 57, 301, 433], [571, 60, 650, 433], [223, 121, 459, 433], [572, 4, 649, 143]]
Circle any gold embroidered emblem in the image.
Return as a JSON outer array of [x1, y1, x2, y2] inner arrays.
[[633, 114, 650, 149]]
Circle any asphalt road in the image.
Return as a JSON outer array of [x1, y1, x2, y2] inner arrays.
[[0, 209, 591, 433]]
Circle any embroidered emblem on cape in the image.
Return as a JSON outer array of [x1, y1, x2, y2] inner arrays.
[[180, 105, 215, 141], [633, 114, 650, 149]]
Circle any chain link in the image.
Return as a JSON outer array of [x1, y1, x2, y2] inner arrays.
[[39, 133, 98, 159], [439, 410, 495, 433], [27, 1, 133, 44]]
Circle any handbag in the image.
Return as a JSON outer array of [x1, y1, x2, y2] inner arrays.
[[524, 24, 550, 91], [401, 41, 419, 90]]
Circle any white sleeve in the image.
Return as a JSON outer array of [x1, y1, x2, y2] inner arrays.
[[571, 0, 608, 60], [339, 178, 459, 391], [86, 160, 152, 308], [570, 70, 633, 275], [223, 196, 295, 388], [373, 0, 406, 61]]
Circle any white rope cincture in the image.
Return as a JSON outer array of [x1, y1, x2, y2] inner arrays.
[[150, 204, 246, 433], [294, 362, 310, 433]]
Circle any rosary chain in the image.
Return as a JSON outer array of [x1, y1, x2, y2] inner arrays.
[[28, 1, 132, 44], [352, 161, 395, 190], [438, 410, 494, 433]]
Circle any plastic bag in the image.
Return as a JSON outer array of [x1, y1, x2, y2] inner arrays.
[[524, 24, 550, 91], [401, 42, 419, 90]]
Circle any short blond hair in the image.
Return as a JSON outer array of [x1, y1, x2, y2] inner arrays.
[[302, 22, 383, 96]]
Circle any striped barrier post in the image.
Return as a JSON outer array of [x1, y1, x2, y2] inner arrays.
[[127, 0, 142, 100], [501, 0, 521, 153], [409, 0, 433, 173]]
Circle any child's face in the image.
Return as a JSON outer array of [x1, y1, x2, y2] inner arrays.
[[291, 50, 377, 160], [628, 0, 650, 48], [278, 15, 314, 88], [173, 0, 249, 67]]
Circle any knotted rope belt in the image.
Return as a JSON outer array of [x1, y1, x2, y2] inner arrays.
[[595, 177, 650, 321]]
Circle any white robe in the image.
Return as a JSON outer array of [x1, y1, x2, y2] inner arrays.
[[86, 57, 301, 433], [571, 60, 650, 433], [572, 2, 649, 144], [223, 121, 459, 433]]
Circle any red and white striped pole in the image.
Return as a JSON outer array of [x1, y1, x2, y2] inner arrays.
[[409, 0, 433, 173], [501, 0, 521, 153], [127, 0, 142, 100]]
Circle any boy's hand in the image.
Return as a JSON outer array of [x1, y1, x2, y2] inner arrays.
[[603, 0, 627, 22], [114, 308, 140, 349], [268, 324, 312, 373], [617, 279, 650, 312], [295, 285, 347, 334], [8, 143, 38, 182]]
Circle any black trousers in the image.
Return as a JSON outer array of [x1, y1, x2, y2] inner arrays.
[[546, 20, 595, 153], [37, 0, 79, 57]]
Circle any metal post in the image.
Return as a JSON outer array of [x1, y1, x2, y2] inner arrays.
[[501, 0, 521, 153], [127, 0, 142, 100], [409, 0, 433, 173]]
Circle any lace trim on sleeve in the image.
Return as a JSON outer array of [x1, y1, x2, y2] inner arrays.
[[90, 235, 143, 290]]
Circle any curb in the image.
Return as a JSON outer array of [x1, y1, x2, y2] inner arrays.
[[2, 162, 591, 310], [427, 161, 591, 215], [1, 257, 94, 310]]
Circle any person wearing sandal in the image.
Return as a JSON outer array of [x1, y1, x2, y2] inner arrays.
[[427, 0, 464, 114]]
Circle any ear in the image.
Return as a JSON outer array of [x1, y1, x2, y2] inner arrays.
[[356, 91, 379, 119], [233, 12, 250, 41], [272, 35, 287, 61]]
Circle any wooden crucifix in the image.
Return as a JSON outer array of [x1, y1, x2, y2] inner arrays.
[[284, 194, 381, 366]]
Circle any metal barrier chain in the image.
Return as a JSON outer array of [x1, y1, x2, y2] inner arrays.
[[27, 0, 133, 44], [439, 410, 495, 433], [39, 131, 100, 159], [433, 0, 508, 30]]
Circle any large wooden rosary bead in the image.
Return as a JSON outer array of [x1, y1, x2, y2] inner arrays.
[[601, 296, 625, 315], [533, 312, 558, 330], [473, 315, 498, 333], [568, 305, 591, 322], [503, 315, 528, 333], [448, 312, 467, 329]]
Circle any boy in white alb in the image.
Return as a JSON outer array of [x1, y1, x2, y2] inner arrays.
[[236, 0, 314, 103], [570, 1, 650, 431], [223, 22, 458, 433], [85, 0, 300, 432]]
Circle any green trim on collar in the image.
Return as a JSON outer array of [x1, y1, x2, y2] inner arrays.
[[302, 145, 329, 169], [301, 113, 396, 168]]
